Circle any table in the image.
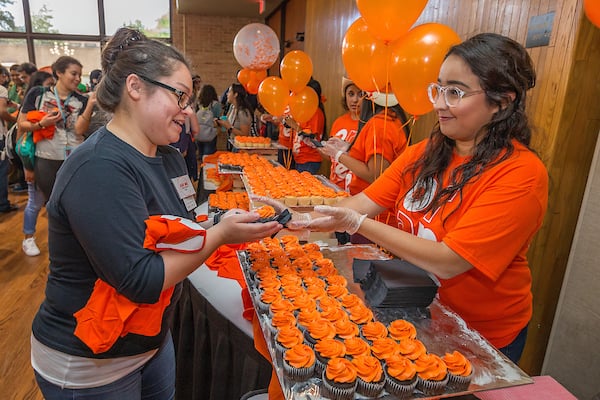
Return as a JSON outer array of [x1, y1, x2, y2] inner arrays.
[[171, 267, 272, 400]]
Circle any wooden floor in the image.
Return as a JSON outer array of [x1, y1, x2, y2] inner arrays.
[[0, 189, 45, 400]]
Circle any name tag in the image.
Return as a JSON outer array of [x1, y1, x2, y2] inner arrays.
[[171, 175, 197, 211]]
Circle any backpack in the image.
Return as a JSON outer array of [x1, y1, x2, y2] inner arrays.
[[1, 124, 18, 162], [195, 102, 218, 142]]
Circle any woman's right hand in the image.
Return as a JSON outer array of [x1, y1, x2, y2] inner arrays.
[[212, 209, 282, 244], [320, 137, 350, 159], [250, 195, 312, 230]]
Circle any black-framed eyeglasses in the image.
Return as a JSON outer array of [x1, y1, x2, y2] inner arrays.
[[139, 75, 192, 110], [427, 82, 485, 107]]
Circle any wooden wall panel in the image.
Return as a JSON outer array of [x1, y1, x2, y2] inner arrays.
[[304, 0, 600, 376]]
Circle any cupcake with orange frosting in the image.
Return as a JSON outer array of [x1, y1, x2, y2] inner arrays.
[[258, 288, 282, 314], [275, 325, 305, 360], [414, 353, 449, 396], [370, 337, 400, 361], [314, 338, 346, 375], [270, 310, 297, 335], [322, 357, 358, 400], [334, 318, 360, 340], [397, 338, 427, 361], [347, 304, 374, 325], [343, 337, 371, 358], [304, 318, 336, 347], [360, 321, 388, 344], [283, 343, 316, 382], [351, 355, 385, 397], [442, 350, 473, 391], [384, 354, 418, 399], [388, 319, 417, 341]]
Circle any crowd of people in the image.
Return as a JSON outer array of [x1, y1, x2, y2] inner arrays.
[[0, 26, 548, 399]]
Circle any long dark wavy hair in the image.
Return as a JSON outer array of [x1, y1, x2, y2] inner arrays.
[[405, 33, 537, 218]]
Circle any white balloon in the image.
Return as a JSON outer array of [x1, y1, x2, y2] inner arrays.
[[233, 23, 280, 70]]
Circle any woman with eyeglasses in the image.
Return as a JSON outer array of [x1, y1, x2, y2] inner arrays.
[[257, 33, 548, 364], [30, 28, 282, 399]]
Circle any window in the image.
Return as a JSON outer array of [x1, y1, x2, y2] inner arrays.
[[104, 0, 170, 38], [0, 0, 171, 68]]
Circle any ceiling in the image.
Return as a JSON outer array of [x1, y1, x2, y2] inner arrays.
[[176, 0, 283, 18]]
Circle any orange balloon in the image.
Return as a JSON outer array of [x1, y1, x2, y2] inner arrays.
[[342, 18, 392, 93], [280, 50, 313, 93], [389, 23, 461, 116], [245, 80, 260, 95], [258, 77, 290, 116], [288, 86, 318, 124], [584, 0, 600, 28], [237, 68, 252, 86], [250, 69, 268, 82], [356, 0, 428, 44]]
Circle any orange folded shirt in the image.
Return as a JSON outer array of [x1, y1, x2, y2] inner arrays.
[[27, 110, 56, 144], [73, 215, 206, 354]]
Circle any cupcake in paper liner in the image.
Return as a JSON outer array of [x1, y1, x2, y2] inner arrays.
[[384, 354, 418, 399], [388, 319, 417, 341], [304, 318, 336, 348], [414, 353, 449, 396], [360, 321, 388, 345], [269, 310, 296, 336], [442, 350, 473, 391], [275, 326, 304, 360], [258, 288, 281, 315], [283, 343, 316, 382], [314, 338, 346, 376], [351, 355, 385, 398], [321, 357, 357, 400]]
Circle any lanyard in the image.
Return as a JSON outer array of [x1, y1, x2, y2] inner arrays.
[[53, 87, 73, 127]]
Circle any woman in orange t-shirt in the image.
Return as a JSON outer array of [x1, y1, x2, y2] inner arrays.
[[327, 78, 362, 190], [259, 33, 547, 364]]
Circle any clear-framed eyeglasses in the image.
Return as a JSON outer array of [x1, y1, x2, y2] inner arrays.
[[139, 75, 193, 110], [427, 82, 485, 107]]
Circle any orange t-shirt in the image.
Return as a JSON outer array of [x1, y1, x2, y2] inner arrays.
[[363, 139, 548, 348], [292, 107, 325, 164], [329, 112, 359, 189], [347, 113, 407, 195]]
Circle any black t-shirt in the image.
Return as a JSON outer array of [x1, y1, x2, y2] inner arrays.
[[32, 127, 191, 358]]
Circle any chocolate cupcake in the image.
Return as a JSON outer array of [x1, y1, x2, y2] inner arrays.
[[442, 350, 473, 391], [283, 343, 316, 382], [321, 357, 357, 400], [414, 353, 449, 396], [351, 355, 385, 398], [314, 338, 346, 375], [384, 354, 418, 400]]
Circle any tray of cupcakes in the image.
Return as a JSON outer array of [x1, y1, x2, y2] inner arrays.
[[238, 240, 532, 400]]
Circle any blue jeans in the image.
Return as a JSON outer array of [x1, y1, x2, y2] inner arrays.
[[23, 182, 46, 235], [499, 325, 528, 364], [295, 161, 321, 175], [196, 138, 217, 158], [34, 332, 176, 400], [0, 157, 9, 210]]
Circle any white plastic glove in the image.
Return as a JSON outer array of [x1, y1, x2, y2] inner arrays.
[[249, 195, 312, 230], [320, 137, 351, 159], [310, 205, 367, 235]]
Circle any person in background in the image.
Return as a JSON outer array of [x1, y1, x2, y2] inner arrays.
[[19, 70, 55, 256], [0, 66, 19, 213], [17, 56, 95, 202], [289, 78, 326, 174], [261, 33, 547, 364], [17, 62, 37, 90], [327, 77, 363, 190], [30, 28, 282, 399], [191, 74, 202, 111], [215, 83, 254, 151], [87, 69, 102, 92], [8, 63, 35, 192], [320, 91, 409, 243], [195, 83, 221, 158], [325, 77, 363, 244], [8, 64, 26, 109]]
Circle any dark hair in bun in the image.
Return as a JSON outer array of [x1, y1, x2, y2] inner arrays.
[[96, 27, 190, 112]]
